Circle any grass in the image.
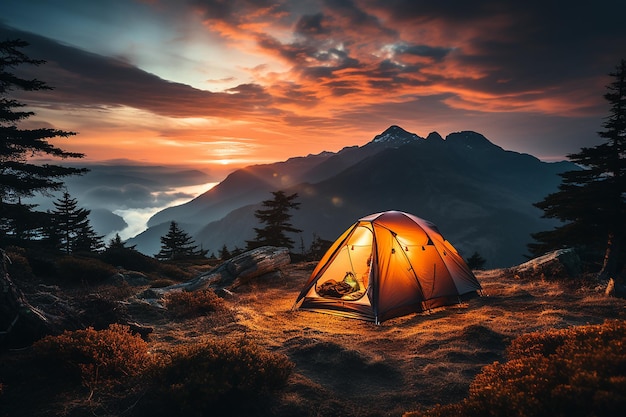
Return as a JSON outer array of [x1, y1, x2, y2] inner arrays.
[[1, 262, 625, 416]]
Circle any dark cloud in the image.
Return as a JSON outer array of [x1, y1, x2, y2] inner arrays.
[[366, 0, 626, 93], [393, 44, 452, 61], [295, 13, 329, 36], [0, 23, 277, 118], [190, 0, 286, 28]]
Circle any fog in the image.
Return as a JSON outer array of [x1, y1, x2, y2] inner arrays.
[[26, 164, 219, 243]]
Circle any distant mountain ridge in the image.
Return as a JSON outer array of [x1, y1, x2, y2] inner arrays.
[[128, 126, 576, 267]]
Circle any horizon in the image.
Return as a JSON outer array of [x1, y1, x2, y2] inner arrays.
[[2, 1, 625, 171]]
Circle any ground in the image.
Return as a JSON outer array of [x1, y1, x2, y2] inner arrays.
[[2, 261, 625, 417], [138, 262, 626, 417]]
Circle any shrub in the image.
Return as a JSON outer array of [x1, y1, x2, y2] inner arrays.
[[33, 324, 152, 394], [55, 256, 117, 284], [142, 339, 294, 416], [404, 320, 626, 417], [155, 262, 194, 281], [100, 247, 160, 272], [164, 289, 228, 318], [4, 247, 35, 282], [150, 278, 177, 288]]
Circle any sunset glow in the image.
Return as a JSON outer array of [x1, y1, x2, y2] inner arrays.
[[2, 0, 625, 172]]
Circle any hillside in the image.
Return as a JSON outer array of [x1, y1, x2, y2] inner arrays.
[[1, 260, 624, 417], [184, 128, 575, 268]]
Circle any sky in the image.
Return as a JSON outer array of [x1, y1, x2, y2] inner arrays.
[[2, 0, 626, 176]]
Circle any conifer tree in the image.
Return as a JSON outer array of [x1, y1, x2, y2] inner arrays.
[[0, 39, 86, 244], [530, 59, 626, 280], [466, 252, 487, 270], [218, 244, 231, 260], [107, 233, 126, 250], [155, 221, 205, 261], [246, 191, 301, 250], [49, 191, 103, 253]]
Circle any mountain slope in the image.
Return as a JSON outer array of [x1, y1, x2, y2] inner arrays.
[[131, 126, 576, 267]]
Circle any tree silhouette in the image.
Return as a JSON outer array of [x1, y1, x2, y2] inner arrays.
[[218, 244, 231, 260], [308, 233, 333, 261], [530, 59, 626, 280], [155, 221, 205, 261], [466, 252, 487, 270], [107, 233, 127, 250], [0, 39, 86, 245], [49, 191, 103, 253], [246, 191, 301, 250]]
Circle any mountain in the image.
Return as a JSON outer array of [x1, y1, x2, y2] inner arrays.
[[128, 126, 576, 267]]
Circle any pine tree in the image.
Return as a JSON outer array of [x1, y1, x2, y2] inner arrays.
[[155, 221, 205, 261], [49, 191, 103, 253], [218, 244, 231, 260], [466, 252, 487, 270], [246, 191, 302, 250], [107, 233, 126, 250], [308, 233, 333, 260], [0, 39, 86, 244], [530, 59, 626, 280]]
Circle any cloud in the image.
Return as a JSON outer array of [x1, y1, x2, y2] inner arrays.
[[3, 0, 626, 165]]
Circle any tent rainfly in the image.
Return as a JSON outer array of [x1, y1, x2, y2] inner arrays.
[[293, 211, 482, 323]]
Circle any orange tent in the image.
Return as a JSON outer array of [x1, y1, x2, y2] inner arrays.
[[294, 211, 482, 323]]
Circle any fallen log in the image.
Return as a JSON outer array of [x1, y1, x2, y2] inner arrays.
[[507, 248, 582, 280], [141, 246, 291, 298]]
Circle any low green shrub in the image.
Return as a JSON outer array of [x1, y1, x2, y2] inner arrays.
[[141, 338, 294, 416], [33, 324, 152, 393], [404, 320, 626, 417], [164, 289, 227, 318]]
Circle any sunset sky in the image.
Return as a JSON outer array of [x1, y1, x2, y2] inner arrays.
[[2, 0, 626, 177]]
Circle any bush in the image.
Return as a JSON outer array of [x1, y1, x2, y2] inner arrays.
[[155, 262, 195, 281], [164, 289, 228, 318], [33, 324, 152, 393], [404, 320, 626, 417], [141, 339, 294, 416], [4, 247, 35, 282], [100, 247, 160, 272], [55, 256, 117, 284]]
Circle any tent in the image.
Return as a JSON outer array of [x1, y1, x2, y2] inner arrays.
[[294, 211, 482, 323]]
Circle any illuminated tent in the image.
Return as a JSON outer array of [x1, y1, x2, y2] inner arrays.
[[294, 211, 481, 323]]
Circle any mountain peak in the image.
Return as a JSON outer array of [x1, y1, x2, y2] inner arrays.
[[370, 125, 423, 146], [426, 131, 444, 141], [445, 131, 502, 151]]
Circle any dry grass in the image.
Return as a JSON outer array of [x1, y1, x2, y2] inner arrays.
[[2, 262, 625, 417], [141, 263, 626, 417]]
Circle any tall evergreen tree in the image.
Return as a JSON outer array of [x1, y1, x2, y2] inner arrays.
[[49, 191, 103, 253], [530, 59, 626, 280], [246, 191, 301, 250], [155, 221, 205, 261], [0, 39, 86, 244]]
